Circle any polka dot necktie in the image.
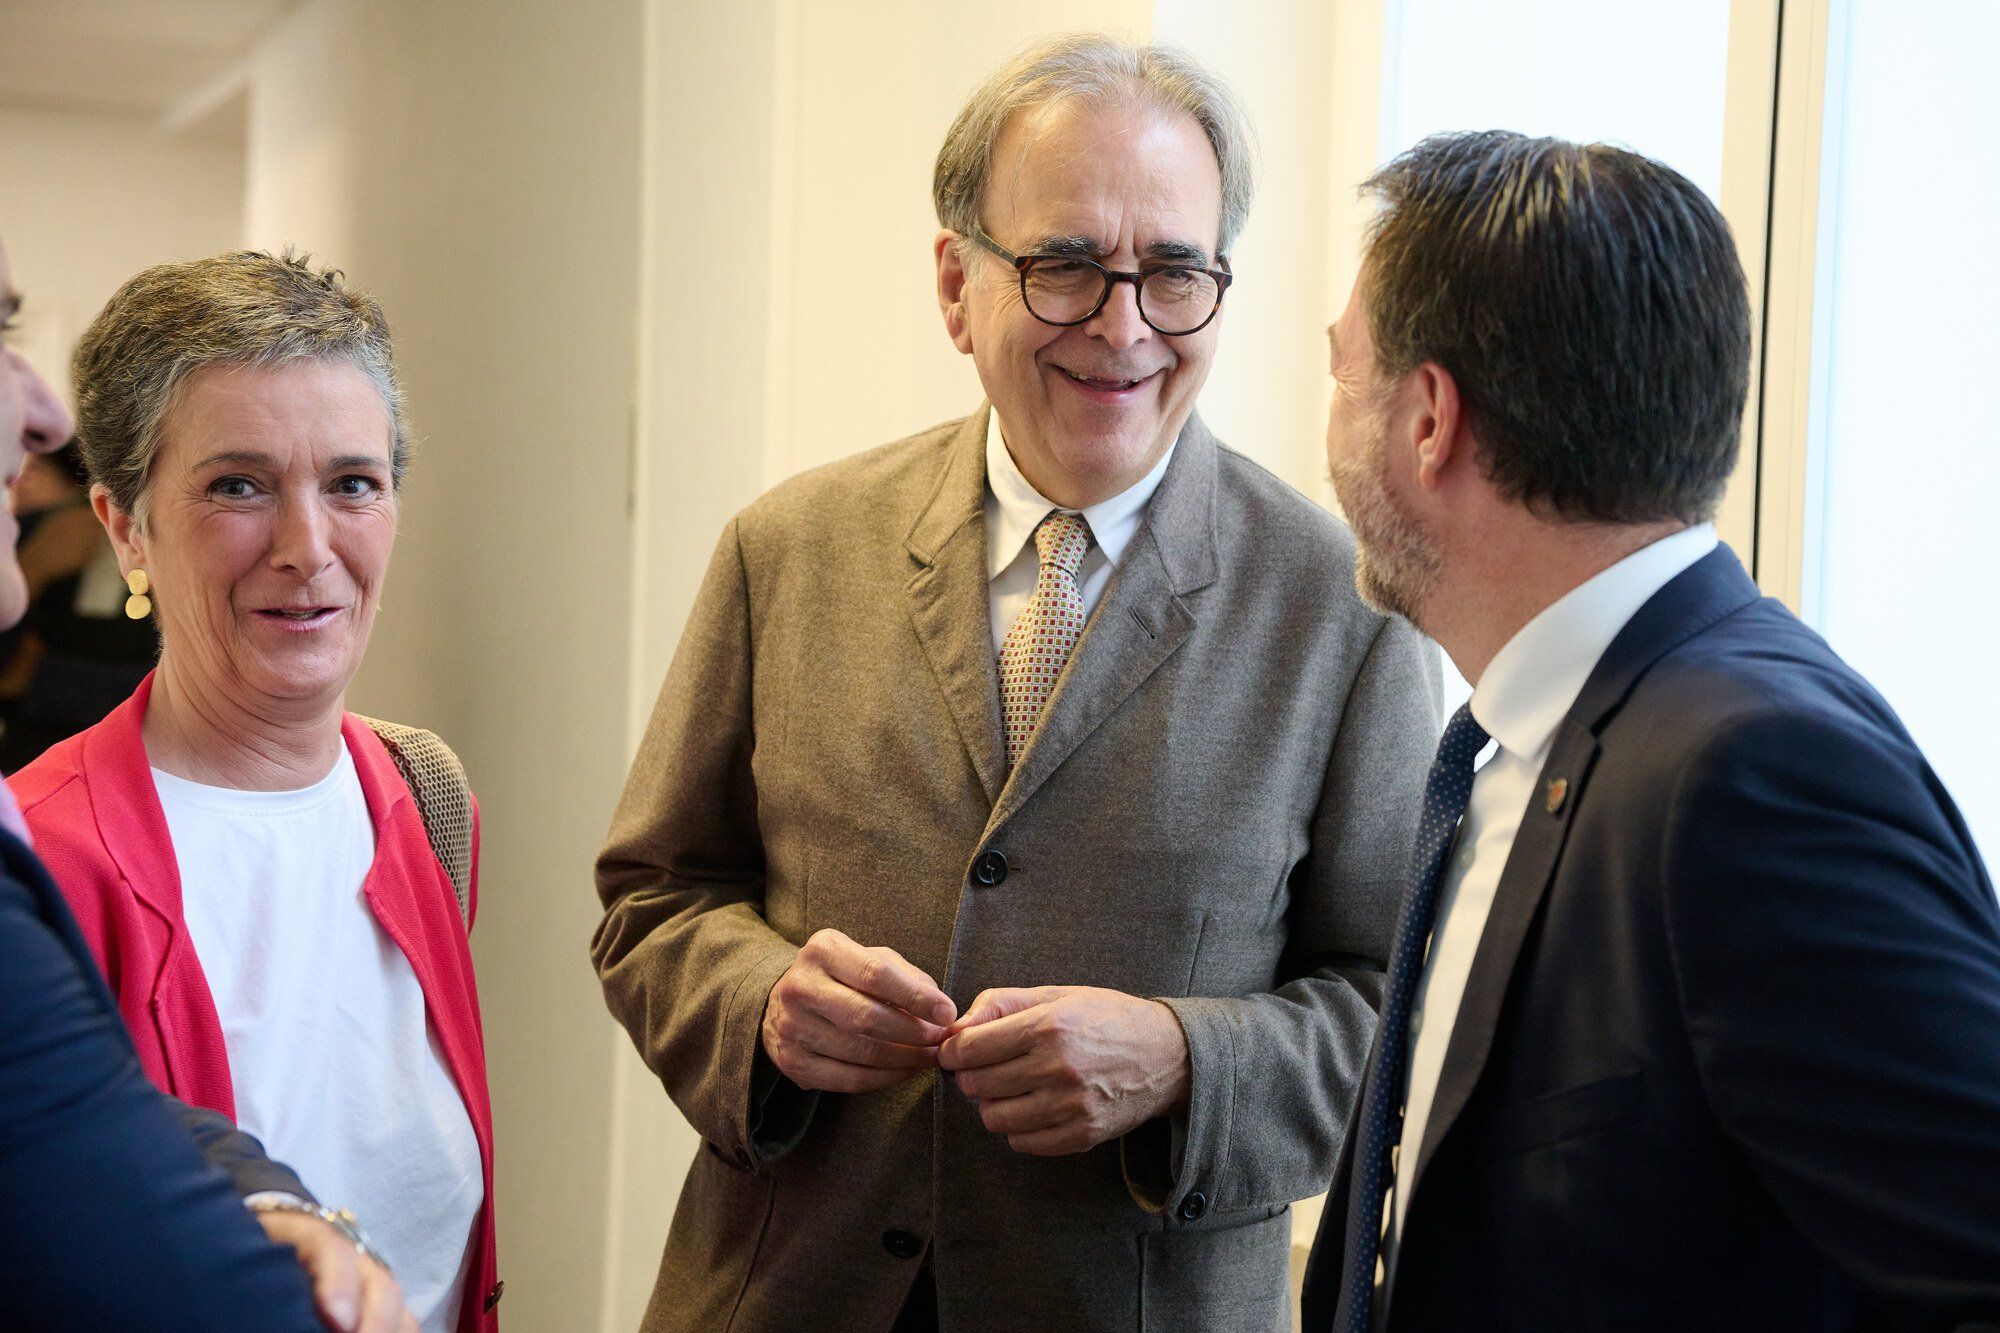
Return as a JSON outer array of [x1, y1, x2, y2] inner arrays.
[[997, 511, 1093, 769], [1339, 702, 1490, 1331]]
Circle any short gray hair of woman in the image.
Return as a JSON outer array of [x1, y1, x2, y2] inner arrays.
[[72, 249, 407, 522], [933, 33, 1255, 261]]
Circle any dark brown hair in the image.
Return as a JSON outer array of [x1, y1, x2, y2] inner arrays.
[[1361, 131, 1751, 524]]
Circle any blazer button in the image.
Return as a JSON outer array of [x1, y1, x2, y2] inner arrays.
[[483, 1280, 504, 1312], [1177, 1192, 1208, 1222], [882, 1229, 923, 1260], [970, 849, 1008, 886]]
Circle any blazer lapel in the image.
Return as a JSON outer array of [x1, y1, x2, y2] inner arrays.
[[905, 408, 1008, 804], [347, 717, 495, 1167], [1413, 719, 1600, 1185], [986, 417, 1220, 836], [80, 676, 192, 974], [75, 672, 244, 1113], [1412, 547, 1765, 1187], [80, 676, 183, 928]]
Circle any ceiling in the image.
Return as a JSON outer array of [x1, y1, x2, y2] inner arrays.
[[0, 0, 300, 125]]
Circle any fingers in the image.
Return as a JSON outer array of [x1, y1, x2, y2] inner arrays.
[[808, 930, 957, 1027], [950, 985, 1058, 1033], [817, 982, 952, 1048], [938, 1004, 1046, 1071], [974, 1086, 1070, 1136], [764, 932, 961, 1091], [790, 1008, 939, 1069], [784, 1047, 930, 1094], [311, 1235, 362, 1332], [766, 980, 946, 1077], [950, 1050, 1044, 1101], [256, 1211, 362, 1331], [352, 1256, 407, 1333], [974, 1089, 1098, 1156], [251, 1211, 413, 1333], [769, 978, 945, 1055]]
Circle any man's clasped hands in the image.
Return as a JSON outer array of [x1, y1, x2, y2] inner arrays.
[[760, 929, 1192, 1155]]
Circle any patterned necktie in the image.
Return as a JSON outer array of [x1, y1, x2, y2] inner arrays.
[[997, 511, 1093, 769], [1339, 702, 1490, 1331]]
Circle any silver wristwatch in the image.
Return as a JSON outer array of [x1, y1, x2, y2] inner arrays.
[[245, 1193, 391, 1273]]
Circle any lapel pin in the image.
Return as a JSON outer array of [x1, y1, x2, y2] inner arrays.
[[1544, 777, 1568, 815]]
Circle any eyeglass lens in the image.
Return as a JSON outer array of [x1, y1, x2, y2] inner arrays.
[[1022, 260, 1220, 334]]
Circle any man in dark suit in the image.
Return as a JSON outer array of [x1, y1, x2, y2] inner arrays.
[[0, 238, 413, 1332], [1301, 131, 2000, 1330]]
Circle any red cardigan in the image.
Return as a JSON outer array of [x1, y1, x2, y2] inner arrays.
[[15, 677, 501, 1331]]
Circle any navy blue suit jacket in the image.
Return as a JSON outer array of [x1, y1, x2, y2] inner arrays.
[[0, 824, 323, 1330], [1303, 548, 2000, 1331]]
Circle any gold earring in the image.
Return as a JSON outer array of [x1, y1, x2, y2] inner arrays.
[[124, 569, 152, 620]]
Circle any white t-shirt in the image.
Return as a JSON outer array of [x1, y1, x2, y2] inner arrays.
[[155, 747, 483, 1333]]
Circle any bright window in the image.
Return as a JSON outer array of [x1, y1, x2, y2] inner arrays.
[[1382, 0, 1733, 200], [1803, 0, 1999, 863], [1380, 0, 1736, 712]]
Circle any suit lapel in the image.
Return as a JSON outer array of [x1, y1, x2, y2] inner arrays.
[[985, 417, 1220, 836], [1414, 719, 1600, 1184], [905, 409, 1008, 804], [1411, 547, 1764, 1189]]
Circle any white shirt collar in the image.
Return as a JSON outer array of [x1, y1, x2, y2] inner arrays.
[[1471, 523, 1719, 761], [984, 407, 1175, 580]]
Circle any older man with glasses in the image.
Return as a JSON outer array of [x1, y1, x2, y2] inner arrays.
[[594, 34, 1438, 1333]]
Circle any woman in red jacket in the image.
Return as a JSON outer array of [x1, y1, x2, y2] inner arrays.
[[16, 251, 500, 1333]]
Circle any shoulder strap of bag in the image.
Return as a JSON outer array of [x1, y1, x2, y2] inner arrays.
[[358, 716, 474, 930]]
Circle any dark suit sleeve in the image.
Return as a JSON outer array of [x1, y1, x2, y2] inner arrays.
[[0, 867, 323, 1330], [1664, 706, 2000, 1327], [171, 1099, 313, 1203], [1140, 614, 1440, 1214], [592, 518, 816, 1167]]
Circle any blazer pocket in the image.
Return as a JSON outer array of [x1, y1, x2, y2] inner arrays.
[[1138, 1207, 1290, 1333], [1482, 1070, 1646, 1158]]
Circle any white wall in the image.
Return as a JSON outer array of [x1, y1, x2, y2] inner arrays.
[[1153, 0, 1348, 491], [0, 105, 243, 397], [241, 3, 645, 1328]]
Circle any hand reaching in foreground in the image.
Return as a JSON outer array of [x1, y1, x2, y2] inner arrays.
[[762, 928, 958, 1093], [938, 985, 1191, 1155], [255, 1208, 416, 1333]]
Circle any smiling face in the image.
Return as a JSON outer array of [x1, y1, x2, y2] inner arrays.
[[1325, 278, 1440, 622], [0, 242, 79, 628], [100, 358, 398, 714], [938, 96, 1225, 508]]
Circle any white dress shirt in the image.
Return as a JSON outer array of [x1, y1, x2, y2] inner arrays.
[[1375, 522, 1719, 1317], [984, 409, 1174, 650]]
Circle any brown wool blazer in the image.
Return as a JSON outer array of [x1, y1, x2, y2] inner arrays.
[[593, 407, 1441, 1333]]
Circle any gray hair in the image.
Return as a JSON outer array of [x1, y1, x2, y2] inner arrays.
[[933, 33, 1255, 258], [72, 249, 407, 522]]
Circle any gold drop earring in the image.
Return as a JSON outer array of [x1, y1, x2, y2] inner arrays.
[[124, 569, 152, 620]]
